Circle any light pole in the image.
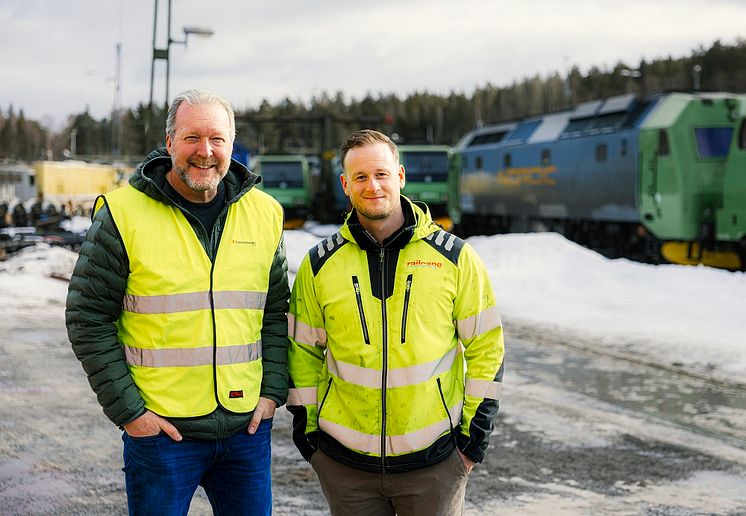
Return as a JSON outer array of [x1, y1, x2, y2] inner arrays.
[[619, 68, 642, 95], [619, 69, 641, 78], [111, 42, 122, 159], [692, 64, 702, 92], [70, 129, 78, 159], [164, 25, 214, 104], [147, 0, 213, 125]]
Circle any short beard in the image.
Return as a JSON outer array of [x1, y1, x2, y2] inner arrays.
[[355, 206, 390, 221], [173, 159, 226, 192]]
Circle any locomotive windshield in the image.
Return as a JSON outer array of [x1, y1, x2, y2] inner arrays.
[[401, 152, 449, 182], [259, 161, 304, 188], [694, 127, 734, 158]]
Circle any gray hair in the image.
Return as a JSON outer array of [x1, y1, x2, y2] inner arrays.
[[165, 89, 236, 142]]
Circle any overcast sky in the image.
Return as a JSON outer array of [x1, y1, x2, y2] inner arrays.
[[2, 0, 745, 129]]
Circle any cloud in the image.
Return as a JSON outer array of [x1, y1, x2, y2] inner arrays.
[[1, 0, 744, 128]]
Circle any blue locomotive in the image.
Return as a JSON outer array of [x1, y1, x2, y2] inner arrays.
[[455, 92, 746, 269]]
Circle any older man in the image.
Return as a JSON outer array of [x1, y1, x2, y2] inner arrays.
[[67, 89, 289, 515]]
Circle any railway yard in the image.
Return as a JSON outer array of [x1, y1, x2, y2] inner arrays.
[[1, 231, 745, 515]]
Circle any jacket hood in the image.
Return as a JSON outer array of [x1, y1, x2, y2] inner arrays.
[[340, 195, 441, 249], [129, 147, 261, 205]]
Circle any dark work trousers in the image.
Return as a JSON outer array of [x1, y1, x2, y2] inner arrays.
[[310, 449, 470, 516]]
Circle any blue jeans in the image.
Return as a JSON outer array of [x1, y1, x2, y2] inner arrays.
[[122, 418, 273, 516]]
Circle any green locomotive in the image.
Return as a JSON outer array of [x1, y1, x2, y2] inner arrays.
[[398, 145, 460, 231], [252, 154, 312, 229]]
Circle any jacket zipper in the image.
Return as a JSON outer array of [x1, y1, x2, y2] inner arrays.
[[209, 250, 220, 409], [379, 248, 388, 472], [436, 377, 457, 445], [401, 274, 413, 344], [317, 378, 333, 422], [352, 276, 371, 345]]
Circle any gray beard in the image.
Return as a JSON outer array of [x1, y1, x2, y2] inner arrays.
[[173, 162, 225, 192]]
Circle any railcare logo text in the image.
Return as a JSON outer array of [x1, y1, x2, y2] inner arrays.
[[406, 259, 442, 269]]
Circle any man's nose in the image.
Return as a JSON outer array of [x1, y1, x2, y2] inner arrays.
[[366, 178, 381, 191], [196, 138, 212, 156]]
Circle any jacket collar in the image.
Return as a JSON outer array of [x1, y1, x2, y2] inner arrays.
[[343, 195, 440, 250], [129, 147, 260, 206]]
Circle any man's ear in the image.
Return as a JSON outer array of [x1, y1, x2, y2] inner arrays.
[[340, 173, 349, 196], [399, 164, 405, 189], [165, 134, 172, 154]]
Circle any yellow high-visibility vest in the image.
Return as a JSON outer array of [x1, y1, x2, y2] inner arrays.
[[99, 184, 284, 417]]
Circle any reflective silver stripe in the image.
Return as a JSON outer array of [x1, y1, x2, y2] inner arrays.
[[213, 291, 267, 310], [123, 290, 266, 314], [319, 401, 463, 455], [326, 351, 381, 388], [123, 291, 209, 314], [317, 233, 345, 258], [288, 313, 327, 347], [287, 387, 317, 406], [326, 347, 459, 389], [445, 233, 456, 251], [465, 379, 502, 400], [216, 340, 262, 364], [124, 341, 262, 367], [456, 306, 502, 340], [388, 400, 462, 455], [425, 230, 455, 251]]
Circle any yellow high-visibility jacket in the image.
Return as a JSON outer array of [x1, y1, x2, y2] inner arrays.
[[288, 197, 504, 473]]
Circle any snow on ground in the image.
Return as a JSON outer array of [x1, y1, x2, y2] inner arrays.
[[2, 219, 744, 384], [466, 233, 746, 382], [60, 216, 93, 234], [473, 469, 746, 516], [0, 244, 77, 311]]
